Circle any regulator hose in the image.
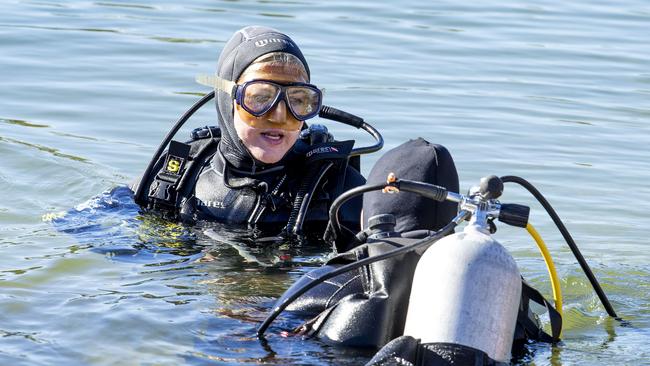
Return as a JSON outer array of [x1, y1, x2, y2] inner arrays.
[[285, 161, 335, 235], [526, 223, 563, 319], [134, 90, 216, 205], [500, 175, 619, 319], [327, 178, 450, 243], [327, 183, 389, 241], [319, 106, 384, 156], [256, 215, 463, 338]]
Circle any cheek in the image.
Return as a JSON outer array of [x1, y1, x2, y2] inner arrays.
[[234, 104, 256, 127], [284, 129, 301, 146], [233, 110, 254, 142]]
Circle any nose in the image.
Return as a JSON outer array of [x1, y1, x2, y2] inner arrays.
[[267, 99, 288, 123]]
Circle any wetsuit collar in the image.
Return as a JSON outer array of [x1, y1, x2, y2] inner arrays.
[[211, 148, 286, 189]]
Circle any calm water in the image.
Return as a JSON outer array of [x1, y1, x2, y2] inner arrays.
[[1, 1, 649, 365]]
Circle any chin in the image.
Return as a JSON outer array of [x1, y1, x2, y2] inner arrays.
[[254, 150, 285, 164]]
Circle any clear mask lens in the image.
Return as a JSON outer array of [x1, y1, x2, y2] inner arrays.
[[286, 86, 320, 118], [243, 82, 280, 115]]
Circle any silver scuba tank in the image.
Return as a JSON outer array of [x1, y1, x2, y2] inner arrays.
[[403, 223, 522, 363]]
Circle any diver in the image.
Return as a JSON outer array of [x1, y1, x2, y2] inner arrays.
[[131, 25, 368, 241]]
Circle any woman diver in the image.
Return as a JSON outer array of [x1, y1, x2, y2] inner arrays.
[[131, 25, 367, 241]]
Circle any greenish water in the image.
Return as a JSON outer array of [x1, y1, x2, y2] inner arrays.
[[1, 1, 649, 365]]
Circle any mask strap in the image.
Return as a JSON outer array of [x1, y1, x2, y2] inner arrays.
[[196, 74, 237, 96]]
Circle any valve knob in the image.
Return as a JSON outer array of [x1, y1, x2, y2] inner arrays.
[[479, 175, 504, 200]]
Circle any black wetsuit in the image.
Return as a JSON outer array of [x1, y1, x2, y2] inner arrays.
[[132, 125, 365, 237], [192, 139, 364, 229]]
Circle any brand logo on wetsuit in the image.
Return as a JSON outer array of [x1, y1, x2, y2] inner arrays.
[[306, 146, 339, 158], [164, 155, 185, 176], [254, 38, 295, 48], [166, 158, 181, 173], [196, 198, 226, 209]]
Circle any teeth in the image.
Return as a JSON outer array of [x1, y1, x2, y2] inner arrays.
[[263, 132, 282, 140]]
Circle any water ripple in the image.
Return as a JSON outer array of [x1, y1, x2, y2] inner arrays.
[[0, 136, 89, 163], [0, 329, 45, 344], [93, 2, 157, 10], [0, 117, 49, 128]]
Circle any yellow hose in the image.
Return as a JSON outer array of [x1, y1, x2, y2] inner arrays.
[[526, 223, 563, 318]]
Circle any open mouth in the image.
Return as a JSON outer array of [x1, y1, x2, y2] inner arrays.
[[261, 131, 284, 141]]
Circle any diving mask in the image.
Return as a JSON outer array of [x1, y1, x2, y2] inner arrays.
[[197, 75, 322, 122]]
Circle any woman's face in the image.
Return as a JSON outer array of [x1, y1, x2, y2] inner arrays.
[[233, 63, 307, 164]]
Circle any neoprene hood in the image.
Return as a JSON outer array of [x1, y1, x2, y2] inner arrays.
[[215, 25, 310, 173]]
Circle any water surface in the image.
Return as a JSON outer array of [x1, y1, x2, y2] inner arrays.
[[1, 1, 649, 365]]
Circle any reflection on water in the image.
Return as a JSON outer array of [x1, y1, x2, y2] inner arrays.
[[0, 136, 89, 162], [1, 118, 49, 128], [94, 2, 157, 10], [149, 36, 219, 44]]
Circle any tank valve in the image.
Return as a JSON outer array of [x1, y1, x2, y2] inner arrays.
[[479, 175, 504, 200], [367, 214, 398, 239]]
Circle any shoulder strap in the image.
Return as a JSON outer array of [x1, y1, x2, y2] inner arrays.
[[175, 137, 220, 203], [147, 140, 191, 212], [144, 126, 221, 218]]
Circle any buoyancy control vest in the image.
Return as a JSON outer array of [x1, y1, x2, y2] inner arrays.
[[133, 125, 366, 236]]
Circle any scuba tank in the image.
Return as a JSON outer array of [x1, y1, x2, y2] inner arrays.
[[403, 223, 522, 363], [403, 175, 522, 363]]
